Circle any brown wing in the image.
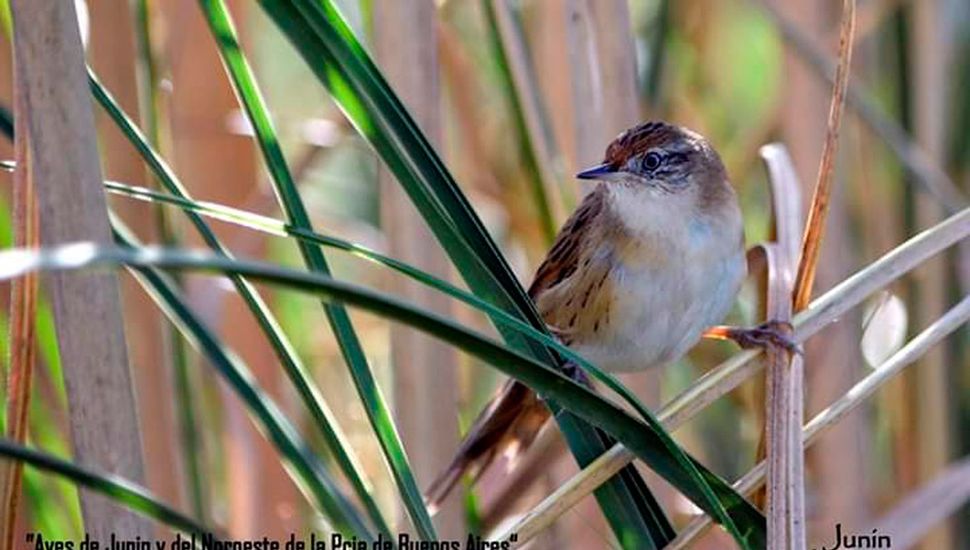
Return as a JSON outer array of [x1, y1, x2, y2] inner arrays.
[[529, 188, 617, 345], [425, 189, 614, 513], [528, 188, 606, 300]]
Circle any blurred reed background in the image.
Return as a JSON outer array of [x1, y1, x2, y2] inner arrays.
[[0, 0, 967, 549]]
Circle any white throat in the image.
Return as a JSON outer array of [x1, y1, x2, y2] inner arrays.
[[606, 184, 712, 248]]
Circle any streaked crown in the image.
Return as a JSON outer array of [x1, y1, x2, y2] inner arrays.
[[579, 121, 725, 185], [576, 121, 734, 213], [605, 122, 693, 167]]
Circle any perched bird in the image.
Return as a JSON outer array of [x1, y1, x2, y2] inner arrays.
[[425, 121, 792, 510]]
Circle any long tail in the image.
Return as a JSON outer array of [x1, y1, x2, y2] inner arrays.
[[424, 379, 550, 513]]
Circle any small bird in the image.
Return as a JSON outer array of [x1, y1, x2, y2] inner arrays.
[[425, 121, 793, 510]]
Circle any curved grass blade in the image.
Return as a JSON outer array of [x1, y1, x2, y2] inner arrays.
[[0, 438, 212, 536], [255, 2, 757, 546], [105, 178, 742, 543], [101, 181, 682, 424], [196, 1, 417, 537], [258, 3, 675, 546], [88, 74, 386, 536], [262, 1, 538, 328], [6, 150, 751, 545], [111, 224, 372, 539], [0, 243, 766, 548]]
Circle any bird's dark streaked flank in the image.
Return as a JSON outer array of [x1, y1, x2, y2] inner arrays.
[[425, 121, 790, 511]]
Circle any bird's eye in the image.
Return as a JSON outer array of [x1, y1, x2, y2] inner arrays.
[[642, 152, 663, 171]]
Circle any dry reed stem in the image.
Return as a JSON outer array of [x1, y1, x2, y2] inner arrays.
[[492, 206, 970, 545], [758, 142, 807, 549], [374, 0, 464, 536], [792, 0, 856, 311], [10, 0, 149, 537], [768, 2, 855, 532], [908, 1, 953, 546], [668, 294, 970, 548], [1, 79, 37, 550], [437, 21, 505, 200]]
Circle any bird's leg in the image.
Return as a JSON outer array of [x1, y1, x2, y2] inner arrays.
[[703, 320, 802, 356]]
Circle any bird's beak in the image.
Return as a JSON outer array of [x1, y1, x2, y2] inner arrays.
[[575, 163, 614, 180]]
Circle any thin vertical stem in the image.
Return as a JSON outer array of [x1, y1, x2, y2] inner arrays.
[[792, 0, 857, 310], [483, 0, 564, 238], [10, 0, 150, 537], [1, 74, 36, 550], [132, 0, 206, 520], [758, 143, 805, 549]]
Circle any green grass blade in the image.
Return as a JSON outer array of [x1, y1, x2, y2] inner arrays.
[[480, 0, 561, 241], [258, 2, 757, 546], [131, 0, 206, 520], [196, 0, 427, 537], [0, 438, 212, 536], [257, 3, 671, 546], [0, 244, 766, 548], [101, 183, 599, 370], [261, 1, 535, 325], [103, 180, 674, 425], [132, 0, 163, 148], [111, 225, 372, 539], [88, 73, 387, 536]]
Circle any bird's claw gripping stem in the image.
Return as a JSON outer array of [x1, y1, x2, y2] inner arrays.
[[704, 320, 802, 356]]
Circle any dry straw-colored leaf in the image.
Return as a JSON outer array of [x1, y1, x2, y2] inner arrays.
[[792, 0, 856, 312]]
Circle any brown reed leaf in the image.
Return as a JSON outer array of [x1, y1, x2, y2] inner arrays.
[[2, 75, 38, 550], [792, 0, 856, 312]]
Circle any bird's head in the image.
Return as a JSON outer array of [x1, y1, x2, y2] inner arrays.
[[576, 121, 734, 217]]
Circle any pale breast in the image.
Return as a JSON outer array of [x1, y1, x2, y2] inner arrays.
[[569, 220, 746, 373], [531, 182, 745, 373]]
